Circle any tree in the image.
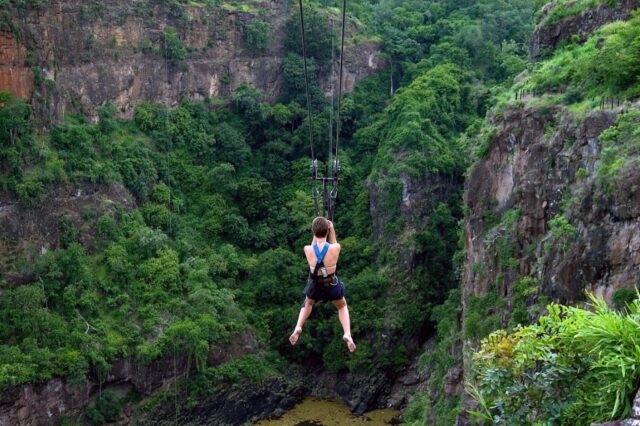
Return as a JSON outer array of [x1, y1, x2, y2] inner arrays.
[[285, 5, 332, 64], [245, 19, 270, 54], [162, 27, 187, 64], [0, 92, 32, 146]]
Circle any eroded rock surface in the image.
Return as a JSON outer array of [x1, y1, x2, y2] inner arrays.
[[0, 330, 259, 426], [464, 104, 640, 309], [0, 0, 384, 123], [531, 0, 640, 58]]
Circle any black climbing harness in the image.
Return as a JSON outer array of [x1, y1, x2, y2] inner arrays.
[[303, 242, 339, 303], [298, 0, 348, 222], [310, 242, 338, 286]]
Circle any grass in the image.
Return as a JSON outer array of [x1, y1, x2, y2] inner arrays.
[[220, 2, 260, 14], [597, 108, 640, 192], [538, 0, 618, 27], [470, 293, 640, 424]]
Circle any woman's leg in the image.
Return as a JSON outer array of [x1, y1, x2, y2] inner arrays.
[[290, 298, 314, 345], [333, 298, 356, 352]]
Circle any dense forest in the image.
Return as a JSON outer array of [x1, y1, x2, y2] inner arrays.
[[1, 0, 640, 424]]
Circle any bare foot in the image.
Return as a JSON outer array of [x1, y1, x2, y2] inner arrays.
[[289, 327, 302, 345], [343, 335, 356, 353]]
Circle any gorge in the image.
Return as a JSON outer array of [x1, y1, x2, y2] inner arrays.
[[1, 0, 640, 425]]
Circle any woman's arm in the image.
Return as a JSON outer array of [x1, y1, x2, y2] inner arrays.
[[328, 221, 337, 244]]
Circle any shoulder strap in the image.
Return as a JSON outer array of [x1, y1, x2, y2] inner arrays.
[[313, 243, 330, 265]]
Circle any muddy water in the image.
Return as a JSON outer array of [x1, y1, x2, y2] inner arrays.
[[255, 397, 400, 426]]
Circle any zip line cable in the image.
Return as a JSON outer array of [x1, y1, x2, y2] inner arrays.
[[160, 4, 179, 425], [298, 0, 348, 220], [328, 0, 347, 221], [328, 17, 335, 181], [297, 0, 321, 216], [335, 0, 347, 172]]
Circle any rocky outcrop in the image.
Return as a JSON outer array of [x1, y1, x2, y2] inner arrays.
[[0, 183, 135, 283], [592, 388, 640, 426], [0, 356, 190, 426], [0, 0, 384, 123], [531, 0, 640, 59], [0, 330, 260, 426], [460, 100, 640, 424], [463, 104, 640, 309], [387, 338, 434, 410], [0, 31, 33, 100], [139, 377, 305, 426]]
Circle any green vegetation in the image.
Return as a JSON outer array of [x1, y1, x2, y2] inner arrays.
[[404, 289, 463, 424], [470, 293, 640, 425], [597, 109, 640, 192], [0, 0, 538, 418], [162, 27, 187, 64], [244, 19, 270, 54], [538, 0, 618, 27], [85, 391, 125, 424], [522, 13, 640, 100], [548, 214, 578, 253], [6, 0, 640, 424], [463, 4, 640, 426]]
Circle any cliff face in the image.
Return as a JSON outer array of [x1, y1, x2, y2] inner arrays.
[[453, 4, 640, 421], [457, 102, 640, 424], [0, 0, 383, 122], [0, 331, 260, 425], [0, 183, 135, 283], [0, 31, 32, 100], [531, 0, 640, 58], [463, 104, 639, 314]]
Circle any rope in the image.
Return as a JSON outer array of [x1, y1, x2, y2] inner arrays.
[[328, 18, 335, 180], [335, 0, 347, 166], [329, 0, 347, 221], [298, 0, 347, 221], [297, 0, 316, 165], [159, 5, 178, 424], [297, 0, 320, 217]]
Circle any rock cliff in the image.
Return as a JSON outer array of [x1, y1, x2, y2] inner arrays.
[[531, 0, 640, 58], [464, 103, 640, 309], [0, 0, 383, 123], [459, 101, 640, 422], [0, 183, 135, 283], [453, 3, 640, 421], [0, 330, 260, 425]]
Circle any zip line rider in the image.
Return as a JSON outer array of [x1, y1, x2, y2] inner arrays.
[[289, 217, 356, 352]]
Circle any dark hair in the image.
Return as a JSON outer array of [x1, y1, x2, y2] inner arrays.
[[312, 217, 329, 238]]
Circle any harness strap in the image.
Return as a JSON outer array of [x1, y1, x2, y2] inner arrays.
[[313, 243, 330, 265]]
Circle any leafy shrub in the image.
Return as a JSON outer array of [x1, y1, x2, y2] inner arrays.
[[244, 19, 270, 53], [98, 103, 118, 134], [597, 109, 640, 192], [85, 390, 123, 424], [470, 294, 640, 424], [548, 214, 578, 253], [162, 27, 186, 64], [15, 175, 45, 206], [0, 92, 32, 145], [612, 287, 638, 312], [526, 14, 640, 100]]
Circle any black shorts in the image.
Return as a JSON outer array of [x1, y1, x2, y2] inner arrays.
[[302, 276, 345, 305]]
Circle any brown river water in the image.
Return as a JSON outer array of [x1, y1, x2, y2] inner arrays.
[[254, 397, 400, 426]]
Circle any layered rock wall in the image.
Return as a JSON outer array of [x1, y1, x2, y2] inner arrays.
[[0, 0, 383, 122], [463, 104, 640, 311], [531, 0, 640, 58], [0, 331, 259, 425]]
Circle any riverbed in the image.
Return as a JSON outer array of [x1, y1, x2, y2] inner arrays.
[[255, 397, 400, 426]]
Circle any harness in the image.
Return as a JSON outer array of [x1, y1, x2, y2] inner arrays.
[[310, 242, 337, 286]]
